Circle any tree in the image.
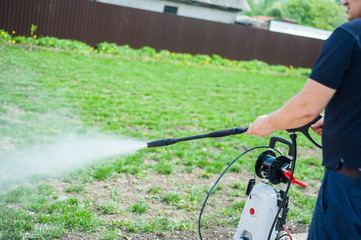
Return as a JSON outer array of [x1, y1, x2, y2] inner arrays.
[[245, 0, 281, 16], [282, 0, 347, 30], [244, 0, 347, 31]]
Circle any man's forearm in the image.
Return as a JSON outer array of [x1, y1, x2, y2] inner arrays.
[[267, 93, 321, 131], [248, 79, 336, 137]]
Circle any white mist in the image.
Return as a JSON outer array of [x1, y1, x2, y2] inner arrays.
[[0, 134, 147, 185]]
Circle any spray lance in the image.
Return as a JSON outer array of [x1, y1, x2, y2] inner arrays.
[[146, 115, 322, 240], [147, 127, 248, 148], [147, 115, 322, 149]]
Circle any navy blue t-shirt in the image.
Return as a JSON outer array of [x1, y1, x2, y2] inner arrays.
[[310, 18, 361, 170]]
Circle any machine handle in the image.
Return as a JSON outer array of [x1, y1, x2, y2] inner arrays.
[[269, 136, 294, 157], [286, 115, 322, 149]]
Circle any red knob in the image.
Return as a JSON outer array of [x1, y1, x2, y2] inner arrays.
[[283, 170, 307, 188]]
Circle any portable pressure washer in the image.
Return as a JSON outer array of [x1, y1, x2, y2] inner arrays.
[[147, 115, 322, 240]]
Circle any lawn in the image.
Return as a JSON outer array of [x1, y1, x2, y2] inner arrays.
[[0, 39, 323, 239]]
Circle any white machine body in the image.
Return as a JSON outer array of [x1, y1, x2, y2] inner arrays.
[[233, 182, 279, 240]]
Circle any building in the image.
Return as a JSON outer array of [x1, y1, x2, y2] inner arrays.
[[269, 20, 332, 40], [236, 15, 332, 40], [95, 0, 251, 24], [236, 15, 274, 29]]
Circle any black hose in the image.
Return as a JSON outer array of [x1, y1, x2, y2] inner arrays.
[[266, 133, 297, 240], [198, 145, 269, 240]]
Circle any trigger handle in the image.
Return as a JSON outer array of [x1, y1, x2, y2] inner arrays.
[[286, 115, 322, 149]]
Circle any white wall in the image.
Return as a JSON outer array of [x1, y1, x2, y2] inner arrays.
[[96, 0, 239, 24]]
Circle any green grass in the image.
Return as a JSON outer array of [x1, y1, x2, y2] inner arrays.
[[0, 204, 35, 239], [162, 192, 183, 205], [98, 201, 118, 215], [0, 40, 323, 239], [0, 184, 97, 239], [129, 199, 148, 215], [148, 187, 164, 194], [110, 217, 189, 233], [65, 184, 85, 193]]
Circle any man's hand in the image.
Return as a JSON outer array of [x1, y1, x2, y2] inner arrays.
[[247, 115, 274, 137], [311, 116, 324, 136], [247, 79, 334, 138]]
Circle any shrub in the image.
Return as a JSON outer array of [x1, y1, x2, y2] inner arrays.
[[2, 29, 312, 76], [97, 42, 140, 56], [13, 36, 31, 44], [0, 30, 12, 43], [141, 46, 156, 57]]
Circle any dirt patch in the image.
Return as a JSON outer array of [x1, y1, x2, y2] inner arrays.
[[46, 147, 323, 239], [50, 165, 315, 240]]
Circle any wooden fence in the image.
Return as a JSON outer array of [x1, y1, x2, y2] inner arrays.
[[0, 0, 325, 68]]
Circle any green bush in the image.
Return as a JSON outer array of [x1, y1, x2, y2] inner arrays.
[[13, 36, 30, 44], [194, 54, 212, 64], [12, 34, 91, 51], [97, 42, 140, 56], [0, 30, 13, 43], [1, 29, 312, 76], [49, 38, 91, 51], [141, 46, 156, 57], [37, 36, 58, 47], [13, 36, 38, 45]]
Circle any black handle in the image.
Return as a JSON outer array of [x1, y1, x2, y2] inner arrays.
[[147, 127, 248, 148], [269, 136, 294, 157], [286, 115, 322, 149], [207, 127, 248, 138]]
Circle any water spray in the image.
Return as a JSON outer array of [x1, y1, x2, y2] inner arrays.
[[0, 134, 146, 186]]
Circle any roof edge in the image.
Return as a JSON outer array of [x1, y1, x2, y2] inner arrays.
[[169, 0, 247, 12]]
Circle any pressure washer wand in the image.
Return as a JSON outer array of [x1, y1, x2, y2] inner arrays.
[[147, 127, 248, 148]]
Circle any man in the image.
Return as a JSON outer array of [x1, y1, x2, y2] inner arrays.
[[247, 0, 361, 239]]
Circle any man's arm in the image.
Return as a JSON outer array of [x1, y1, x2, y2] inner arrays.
[[247, 79, 336, 137]]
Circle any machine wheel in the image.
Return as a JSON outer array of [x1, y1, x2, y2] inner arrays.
[[276, 230, 291, 240]]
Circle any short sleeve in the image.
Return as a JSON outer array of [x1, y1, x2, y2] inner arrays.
[[310, 28, 356, 90]]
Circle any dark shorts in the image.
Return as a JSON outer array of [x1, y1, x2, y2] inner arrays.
[[308, 169, 361, 240]]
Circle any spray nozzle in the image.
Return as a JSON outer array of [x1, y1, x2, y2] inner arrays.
[[147, 138, 177, 148], [147, 127, 248, 148]]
